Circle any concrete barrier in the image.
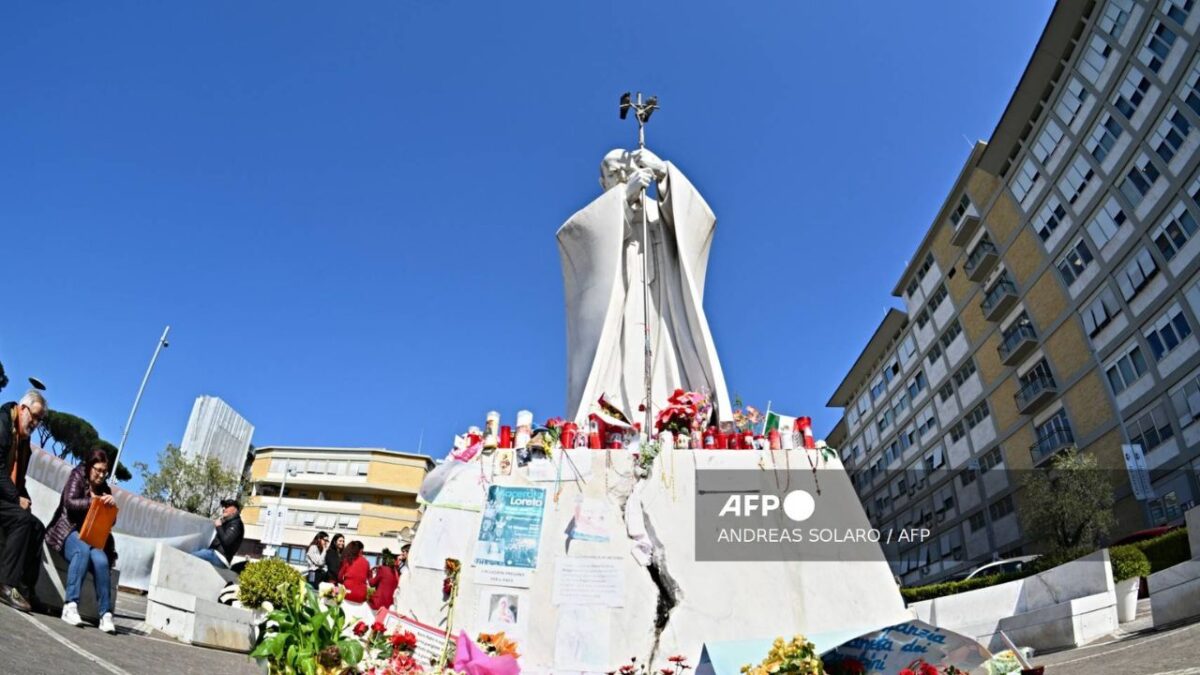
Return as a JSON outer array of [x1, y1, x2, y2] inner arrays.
[[908, 550, 1117, 652], [146, 543, 262, 652], [1148, 507, 1200, 627]]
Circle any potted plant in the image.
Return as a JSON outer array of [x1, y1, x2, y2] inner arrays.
[[1110, 544, 1151, 623]]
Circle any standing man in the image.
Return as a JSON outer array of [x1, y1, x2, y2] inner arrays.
[[0, 390, 48, 611], [192, 499, 244, 569]]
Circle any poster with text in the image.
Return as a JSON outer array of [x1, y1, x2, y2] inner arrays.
[[473, 485, 547, 588]]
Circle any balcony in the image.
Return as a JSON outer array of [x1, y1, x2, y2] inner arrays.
[[981, 277, 1018, 322], [964, 238, 999, 282], [998, 322, 1038, 366], [950, 213, 982, 247], [1030, 427, 1075, 466], [1015, 374, 1058, 415]]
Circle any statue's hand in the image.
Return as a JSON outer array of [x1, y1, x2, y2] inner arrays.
[[631, 148, 667, 178], [624, 167, 654, 201]]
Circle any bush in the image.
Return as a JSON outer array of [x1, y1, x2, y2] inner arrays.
[[238, 557, 304, 610], [1134, 528, 1190, 573], [1109, 544, 1151, 582], [900, 571, 1025, 604], [1026, 546, 1091, 575]]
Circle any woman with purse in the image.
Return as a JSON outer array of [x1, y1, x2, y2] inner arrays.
[[46, 449, 118, 633], [304, 531, 328, 587]]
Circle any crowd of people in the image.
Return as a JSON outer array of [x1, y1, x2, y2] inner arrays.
[[0, 389, 247, 634], [303, 530, 411, 614]]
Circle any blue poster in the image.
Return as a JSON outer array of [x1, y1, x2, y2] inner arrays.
[[474, 486, 547, 584]]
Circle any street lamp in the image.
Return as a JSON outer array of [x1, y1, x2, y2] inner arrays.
[[112, 326, 171, 479]]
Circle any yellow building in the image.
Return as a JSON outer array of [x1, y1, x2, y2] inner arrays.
[[828, 0, 1200, 584], [242, 446, 434, 565]]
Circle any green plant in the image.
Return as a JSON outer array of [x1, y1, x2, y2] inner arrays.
[[900, 572, 1025, 604], [238, 557, 305, 610], [636, 440, 662, 474], [1019, 449, 1116, 553], [1134, 528, 1191, 573], [250, 582, 363, 675], [1109, 544, 1151, 582]]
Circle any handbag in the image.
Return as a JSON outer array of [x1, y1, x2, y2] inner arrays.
[[79, 496, 118, 550]]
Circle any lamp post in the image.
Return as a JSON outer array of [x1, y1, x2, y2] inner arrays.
[[263, 464, 297, 558], [112, 325, 171, 479]]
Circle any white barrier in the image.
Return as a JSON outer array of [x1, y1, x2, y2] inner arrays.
[[1148, 507, 1200, 627]]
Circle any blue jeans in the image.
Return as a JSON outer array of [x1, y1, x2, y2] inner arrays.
[[191, 548, 228, 569], [63, 531, 112, 616]]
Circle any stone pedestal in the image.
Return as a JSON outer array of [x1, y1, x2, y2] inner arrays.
[[396, 449, 909, 673]]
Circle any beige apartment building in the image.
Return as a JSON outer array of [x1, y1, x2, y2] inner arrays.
[[828, 0, 1200, 585], [242, 446, 434, 565]]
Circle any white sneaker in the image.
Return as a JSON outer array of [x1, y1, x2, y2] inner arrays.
[[61, 602, 83, 627], [98, 612, 116, 634]]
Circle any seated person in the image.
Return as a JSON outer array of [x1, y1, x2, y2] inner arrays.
[[192, 499, 243, 569], [46, 449, 118, 633]]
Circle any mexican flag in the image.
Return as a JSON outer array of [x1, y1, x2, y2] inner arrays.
[[763, 411, 798, 435]]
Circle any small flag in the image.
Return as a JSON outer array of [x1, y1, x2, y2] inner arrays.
[[763, 411, 797, 435]]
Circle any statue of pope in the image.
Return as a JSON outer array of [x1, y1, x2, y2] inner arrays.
[[557, 147, 732, 425]]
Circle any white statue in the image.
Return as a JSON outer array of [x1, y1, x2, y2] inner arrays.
[[557, 147, 732, 424]]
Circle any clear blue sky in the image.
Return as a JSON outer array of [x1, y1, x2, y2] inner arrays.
[[0, 2, 1053, 491]]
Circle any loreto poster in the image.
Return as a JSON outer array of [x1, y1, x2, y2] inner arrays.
[[473, 485, 547, 588]]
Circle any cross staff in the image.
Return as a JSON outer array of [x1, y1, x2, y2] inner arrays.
[[619, 91, 659, 439]]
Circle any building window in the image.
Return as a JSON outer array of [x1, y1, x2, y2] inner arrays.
[[968, 511, 987, 532], [1164, 0, 1195, 25], [1034, 197, 1068, 241], [1139, 20, 1178, 73], [927, 341, 943, 364], [1033, 409, 1074, 461], [883, 359, 901, 385], [952, 358, 977, 387], [1115, 68, 1153, 119], [965, 402, 991, 429], [1057, 238, 1095, 286], [1152, 201, 1199, 261], [1032, 119, 1065, 163], [1100, 0, 1136, 39], [1088, 113, 1124, 163], [939, 320, 963, 349], [871, 377, 886, 402], [1107, 344, 1150, 394], [899, 335, 918, 364], [1082, 287, 1121, 337], [929, 284, 949, 311], [906, 278, 920, 299], [1012, 158, 1040, 205], [1056, 77, 1091, 127], [856, 393, 871, 419], [1087, 195, 1128, 248], [1116, 247, 1159, 300], [949, 194, 972, 228], [915, 308, 930, 329], [914, 253, 935, 284], [1059, 154, 1096, 205], [937, 382, 954, 403], [1151, 107, 1191, 164], [917, 408, 937, 437], [877, 409, 894, 434], [1170, 370, 1200, 427], [1079, 34, 1113, 83], [1018, 359, 1056, 398], [1183, 56, 1200, 117], [980, 446, 1004, 472], [1119, 154, 1162, 206], [990, 495, 1015, 520], [892, 393, 910, 417], [961, 468, 978, 487], [1145, 303, 1194, 361], [908, 371, 929, 399], [948, 421, 967, 443], [1129, 402, 1175, 452]]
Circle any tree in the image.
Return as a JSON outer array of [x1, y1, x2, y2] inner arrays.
[[1020, 449, 1117, 552], [135, 443, 242, 517], [36, 410, 132, 481]]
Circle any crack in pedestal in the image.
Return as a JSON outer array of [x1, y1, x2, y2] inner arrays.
[[643, 504, 681, 664]]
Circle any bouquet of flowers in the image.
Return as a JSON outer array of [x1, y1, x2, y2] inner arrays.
[[476, 632, 521, 659], [732, 405, 762, 435], [655, 389, 707, 435]]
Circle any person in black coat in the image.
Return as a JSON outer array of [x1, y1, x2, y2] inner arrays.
[[0, 392, 48, 612], [191, 498, 244, 569], [324, 533, 345, 584]]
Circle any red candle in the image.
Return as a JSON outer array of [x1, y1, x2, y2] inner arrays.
[[703, 427, 716, 449], [798, 416, 816, 449], [499, 426, 512, 449], [561, 422, 577, 449], [588, 416, 602, 449], [741, 431, 754, 449], [768, 429, 781, 450]]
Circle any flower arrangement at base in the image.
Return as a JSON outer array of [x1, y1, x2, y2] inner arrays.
[[476, 632, 521, 659], [606, 654, 691, 675], [250, 579, 365, 675], [355, 623, 426, 675], [442, 559, 461, 601], [740, 635, 823, 675]]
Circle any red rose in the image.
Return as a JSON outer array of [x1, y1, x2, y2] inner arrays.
[[899, 670, 916, 675], [372, 621, 386, 634], [353, 621, 368, 636], [918, 664, 939, 675]]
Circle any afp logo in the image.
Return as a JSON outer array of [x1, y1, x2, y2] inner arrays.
[[717, 489, 816, 522]]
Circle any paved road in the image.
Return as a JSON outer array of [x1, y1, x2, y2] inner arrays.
[[0, 592, 260, 675], [1, 591, 1197, 675]]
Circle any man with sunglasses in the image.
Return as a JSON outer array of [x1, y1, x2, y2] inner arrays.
[[0, 390, 49, 611]]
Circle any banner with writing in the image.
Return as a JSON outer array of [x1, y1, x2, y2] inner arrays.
[[821, 620, 991, 674]]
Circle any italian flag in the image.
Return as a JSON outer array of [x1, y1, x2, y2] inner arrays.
[[763, 411, 797, 435]]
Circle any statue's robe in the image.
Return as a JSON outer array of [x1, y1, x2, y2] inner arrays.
[[557, 162, 732, 424]]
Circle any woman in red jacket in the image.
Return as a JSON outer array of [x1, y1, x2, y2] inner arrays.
[[337, 540, 370, 603], [368, 549, 398, 611]]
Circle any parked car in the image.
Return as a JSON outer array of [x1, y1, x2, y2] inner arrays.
[[962, 555, 1040, 581], [1111, 525, 1180, 547]]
